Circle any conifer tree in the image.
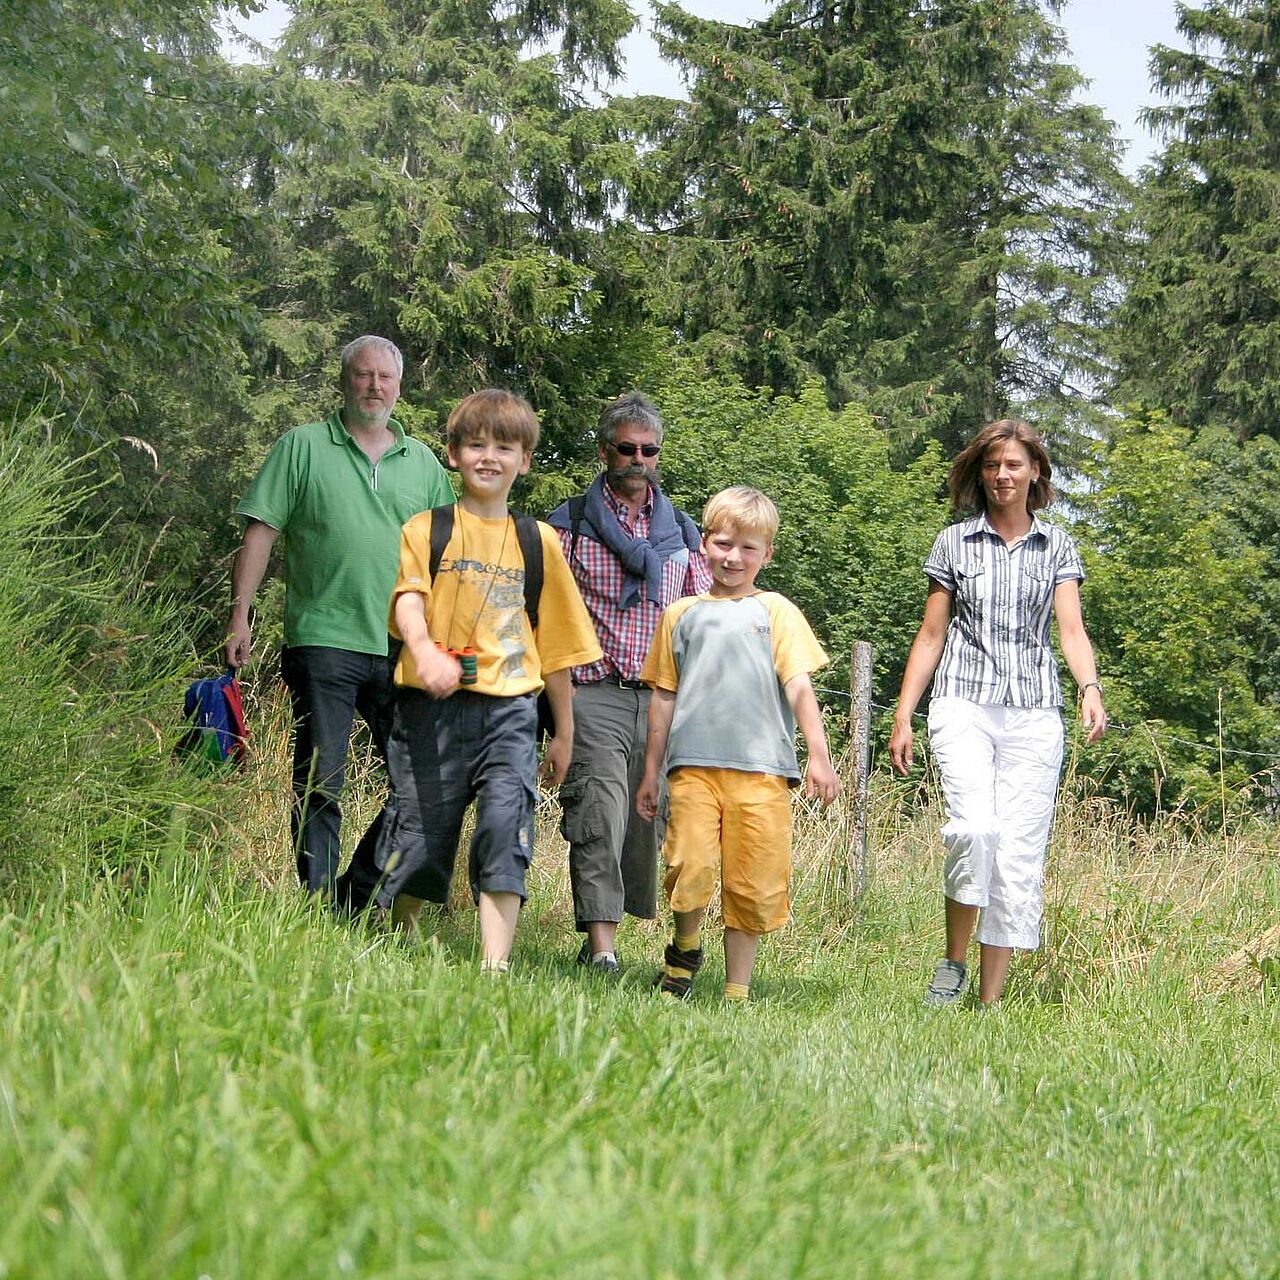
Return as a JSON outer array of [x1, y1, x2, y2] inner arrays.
[[630, 0, 1127, 455], [1116, 0, 1280, 440], [258, 0, 650, 455]]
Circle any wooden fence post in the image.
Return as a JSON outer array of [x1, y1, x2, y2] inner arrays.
[[848, 640, 874, 898]]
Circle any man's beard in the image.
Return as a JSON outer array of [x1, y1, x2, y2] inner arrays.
[[345, 398, 392, 429], [607, 462, 653, 490]]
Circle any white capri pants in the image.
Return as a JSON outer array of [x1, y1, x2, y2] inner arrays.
[[926, 697, 1064, 949]]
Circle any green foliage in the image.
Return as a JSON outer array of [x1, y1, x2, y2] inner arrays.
[[0, 1, 269, 409], [0, 407, 217, 891], [252, 0, 661, 456], [1074, 413, 1280, 812], [654, 362, 949, 705], [632, 0, 1128, 458], [1189, 426, 1280, 704], [0, 1, 305, 618], [1116, 0, 1280, 440]]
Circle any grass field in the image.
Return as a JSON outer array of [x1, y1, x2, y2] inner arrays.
[[2, 709, 1278, 1279]]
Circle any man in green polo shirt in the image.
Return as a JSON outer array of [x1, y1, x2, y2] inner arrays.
[[225, 335, 454, 907]]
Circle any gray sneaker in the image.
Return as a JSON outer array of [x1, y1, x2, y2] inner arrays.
[[923, 959, 968, 1007]]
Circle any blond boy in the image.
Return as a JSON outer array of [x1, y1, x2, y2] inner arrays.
[[378, 390, 601, 970], [636, 486, 840, 1000]]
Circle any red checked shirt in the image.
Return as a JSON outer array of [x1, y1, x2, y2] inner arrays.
[[557, 484, 712, 684]]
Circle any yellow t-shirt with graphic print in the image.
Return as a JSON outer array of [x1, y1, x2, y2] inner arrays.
[[389, 505, 601, 697]]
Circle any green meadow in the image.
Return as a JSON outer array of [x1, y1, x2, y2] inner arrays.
[[3, 720, 1277, 1278], [2, 414, 1276, 1277], [9, 3, 1280, 1271]]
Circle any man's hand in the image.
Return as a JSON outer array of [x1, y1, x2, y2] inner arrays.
[[224, 620, 252, 669], [540, 734, 571, 785], [224, 520, 278, 670]]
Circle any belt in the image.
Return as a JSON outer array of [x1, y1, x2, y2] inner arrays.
[[599, 672, 647, 690]]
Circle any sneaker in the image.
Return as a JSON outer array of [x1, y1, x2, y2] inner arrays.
[[923, 959, 967, 1006], [656, 942, 704, 999], [575, 939, 621, 976]]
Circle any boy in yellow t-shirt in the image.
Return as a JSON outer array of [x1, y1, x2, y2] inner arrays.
[[377, 390, 601, 970], [636, 487, 841, 1001]]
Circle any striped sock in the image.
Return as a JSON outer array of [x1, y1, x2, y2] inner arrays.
[[724, 982, 750, 1003], [674, 929, 701, 953]]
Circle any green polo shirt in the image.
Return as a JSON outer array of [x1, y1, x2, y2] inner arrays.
[[235, 410, 454, 655]]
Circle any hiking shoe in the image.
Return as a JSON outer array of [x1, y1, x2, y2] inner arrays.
[[575, 938, 621, 976], [657, 941, 704, 999], [923, 959, 967, 1007]]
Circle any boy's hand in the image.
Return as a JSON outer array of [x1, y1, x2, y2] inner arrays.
[[805, 757, 841, 806], [636, 772, 660, 821], [412, 643, 461, 698], [540, 734, 571, 786]]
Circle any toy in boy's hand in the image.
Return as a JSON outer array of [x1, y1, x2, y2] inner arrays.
[[456, 647, 478, 686], [431, 642, 476, 687]]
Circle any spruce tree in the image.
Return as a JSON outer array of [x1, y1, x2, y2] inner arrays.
[[630, 0, 1127, 455], [258, 0, 650, 456], [1116, 0, 1280, 440]]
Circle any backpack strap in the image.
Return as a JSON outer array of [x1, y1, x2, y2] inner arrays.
[[428, 503, 455, 582], [427, 503, 543, 626], [513, 513, 544, 628]]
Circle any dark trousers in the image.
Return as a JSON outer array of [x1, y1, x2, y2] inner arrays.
[[375, 689, 538, 908], [279, 644, 396, 907]]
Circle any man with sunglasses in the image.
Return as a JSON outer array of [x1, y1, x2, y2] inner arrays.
[[547, 391, 711, 976]]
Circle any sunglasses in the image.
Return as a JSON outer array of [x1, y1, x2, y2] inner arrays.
[[611, 442, 661, 458]]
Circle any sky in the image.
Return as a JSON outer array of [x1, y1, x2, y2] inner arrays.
[[224, 0, 1186, 172]]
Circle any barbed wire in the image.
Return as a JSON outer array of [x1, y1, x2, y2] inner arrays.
[[811, 684, 1280, 768]]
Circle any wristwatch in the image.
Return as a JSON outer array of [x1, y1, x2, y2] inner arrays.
[[1078, 680, 1103, 698]]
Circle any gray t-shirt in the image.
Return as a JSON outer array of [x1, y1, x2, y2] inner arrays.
[[640, 592, 828, 782]]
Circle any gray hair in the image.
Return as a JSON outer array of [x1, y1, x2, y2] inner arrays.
[[340, 335, 403, 382], [597, 390, 664, 447]]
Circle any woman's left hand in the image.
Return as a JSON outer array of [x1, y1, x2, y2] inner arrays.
[[1080, 687, 1107, 742]]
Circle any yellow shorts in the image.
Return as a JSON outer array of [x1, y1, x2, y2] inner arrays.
[[662, 766, 793, 934]]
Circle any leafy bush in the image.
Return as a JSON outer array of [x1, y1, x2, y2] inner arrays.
[[1075, 414, 1280, 814], [655, 362, 949, 710]]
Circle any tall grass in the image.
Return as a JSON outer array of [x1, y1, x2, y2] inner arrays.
[[1, 756, 1277, 1278], [0, 409, 219, 892]]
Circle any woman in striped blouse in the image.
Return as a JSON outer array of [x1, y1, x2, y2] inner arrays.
[[889, 419, 1107, 1007]]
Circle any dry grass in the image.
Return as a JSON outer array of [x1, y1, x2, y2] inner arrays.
[[1208, 923, 1280, 994], [222, 684, 1280, 996]]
